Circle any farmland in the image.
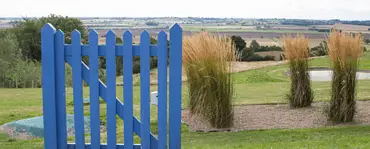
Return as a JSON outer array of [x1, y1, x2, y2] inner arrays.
[[2, 17, 370, 47]]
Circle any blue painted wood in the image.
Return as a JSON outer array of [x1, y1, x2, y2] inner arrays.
[[55, 29, 67, 149], [42, 23, 182, 149], [41, 23, 58, 149], [157, 31, 168, 149], [72, 30, 85, 149], [169, 23, 182, 149], [67, 143, 141, 149], [64, 45, 158, 57], [64, 59, 159, 147], [88, 29, 101, 149], [105, 30, 117, 149], [123, 31, 134, 149], [140, 30, 151, 149]]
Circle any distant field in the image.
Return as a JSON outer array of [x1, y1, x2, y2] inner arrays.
[[315, 24, 370, 32], [182, 26, 320, 34], [87, 24, 370, 46]]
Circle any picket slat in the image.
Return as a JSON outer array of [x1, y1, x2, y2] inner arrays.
[[41, 23, 58, 149], [55, 30, 67, 149], [169, 24, 183, 149], [123, 31, 134, 149], [88, 30, 101, 149], [157, 31, 168, 149], [106, 30, 117, 149], [72, 30, 85, 149], [140, 30, 151, 149]]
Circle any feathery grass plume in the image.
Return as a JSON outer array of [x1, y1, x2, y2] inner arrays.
[[326, 29, 364, 123], [183, 32, 235, 128], [281, 34, 313, 108]]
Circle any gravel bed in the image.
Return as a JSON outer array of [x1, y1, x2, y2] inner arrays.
[[182, 101, 370, 132]]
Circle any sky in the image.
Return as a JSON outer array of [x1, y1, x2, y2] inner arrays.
[[1, 0, 370, 20]]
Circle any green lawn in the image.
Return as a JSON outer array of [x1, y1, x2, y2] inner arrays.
[[1, 53, 370, 148]]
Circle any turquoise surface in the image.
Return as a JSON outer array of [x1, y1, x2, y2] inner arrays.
[[0, 114, 91, 139]]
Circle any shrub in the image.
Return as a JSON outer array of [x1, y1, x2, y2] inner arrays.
[[7, 60, 42, 88], [282, 34, 313, 108], [310, 41, 328, 56], [0, 30, 21, 79], [326, 29, 364, 123], [247, 54, 265, 61], [0, 30, 42, 88], [263, 55, 275, 61], [240, 47, 255, 61], [183, 32, 235, 128]]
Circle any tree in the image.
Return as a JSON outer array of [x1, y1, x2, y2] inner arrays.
[[230, 35, 246, 54], [250, 40, 260, 50], [0, 30, 22, 81], [10, 14, 87, 61], [0, 30, 42, 88]]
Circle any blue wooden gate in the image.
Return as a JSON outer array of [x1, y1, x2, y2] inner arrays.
[[41, 23, 182, 149]]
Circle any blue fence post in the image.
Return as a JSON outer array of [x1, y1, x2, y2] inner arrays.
[[106, 30, 117, 149], [123, 30, 134, 149], [169, 23, 183, 149], [88, 29, 101, 149], [72, 29, 85, 149], [157, 31, 168, 149], [140, 30, 151, 149], [41, 23, 58, 149], [55, 29, 67, 149]]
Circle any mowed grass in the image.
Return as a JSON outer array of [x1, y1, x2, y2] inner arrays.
[[2, 52, 370, 148]]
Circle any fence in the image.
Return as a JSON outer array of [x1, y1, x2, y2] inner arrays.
[[41, 23, 183, 149]]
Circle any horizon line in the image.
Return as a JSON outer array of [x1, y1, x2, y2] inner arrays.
[[1, 16, 370, 21]]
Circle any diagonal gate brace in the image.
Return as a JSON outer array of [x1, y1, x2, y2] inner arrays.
[[65, 58, 158, 147]]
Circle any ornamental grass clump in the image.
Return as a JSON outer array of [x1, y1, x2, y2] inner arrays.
[[327, 29, 364, 123], [183, 32, 235, 128], [282, 34, 313, 108]]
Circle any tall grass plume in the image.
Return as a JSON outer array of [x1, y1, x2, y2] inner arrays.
[[183, 32, 235, 128], [326, 29, 364, 123], [282, 34, 313, 108]]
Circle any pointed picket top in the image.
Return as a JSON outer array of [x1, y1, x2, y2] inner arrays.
[[89, 29, 99, 37], [158, 30, 167, 37], [42, 23, 56, 33], [123, 30, 132, 37], [106, 30, 116, 38], [140, 30, 150, 37], [123, 30, 132, 45], [56, 29, 64, 36], [72, 29, 81, 38], [88, 29, 99, 46], [170, 23, 182, 32]]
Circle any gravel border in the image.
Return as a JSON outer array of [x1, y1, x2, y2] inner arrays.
[[182, 100, 370, 132]]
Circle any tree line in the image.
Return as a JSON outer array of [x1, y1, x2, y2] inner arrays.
[[230, 35, 369, 62], [0, 14, 162, 88]]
